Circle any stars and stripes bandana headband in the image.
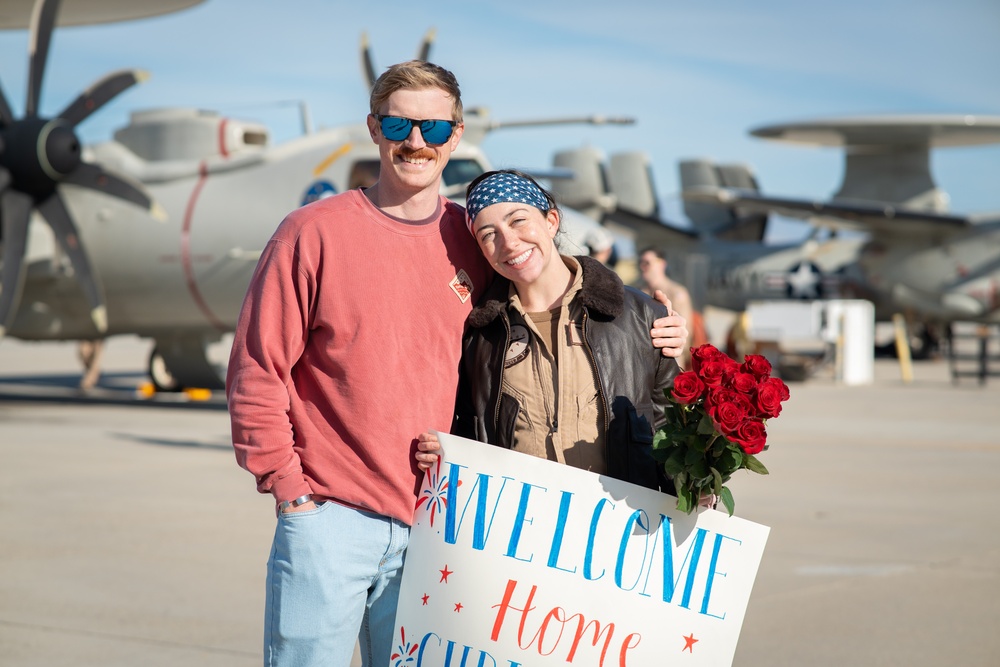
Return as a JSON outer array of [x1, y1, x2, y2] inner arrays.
[[465, 172, 550, 233]]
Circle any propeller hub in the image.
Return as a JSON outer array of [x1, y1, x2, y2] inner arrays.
[[42, 122, 82, 176], [0, 117, 81, 196]]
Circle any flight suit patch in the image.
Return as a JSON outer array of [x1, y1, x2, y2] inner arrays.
[[505, 324, 531, 368]]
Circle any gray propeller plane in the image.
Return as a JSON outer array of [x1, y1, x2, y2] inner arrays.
[[0, 0, 632, 391], [543, 146, 863, 317], [682, 115, 1000, 326], [544, 114, 1000, 359]]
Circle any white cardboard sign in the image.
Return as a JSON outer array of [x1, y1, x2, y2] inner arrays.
[[393, 432, 770, 667]]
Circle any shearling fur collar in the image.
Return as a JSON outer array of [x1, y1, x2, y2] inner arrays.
[[467, 255, 624, 328]]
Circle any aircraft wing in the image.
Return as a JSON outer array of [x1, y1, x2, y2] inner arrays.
[[682, 186, 989, 237], [602, 206, 699, 248], [0, 0, 204, 29]]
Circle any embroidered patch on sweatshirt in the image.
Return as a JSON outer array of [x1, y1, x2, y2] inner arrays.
[[450, 269, 474, 303]]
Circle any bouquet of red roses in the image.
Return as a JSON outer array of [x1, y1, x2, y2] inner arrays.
[[653, 343, 790, 516]]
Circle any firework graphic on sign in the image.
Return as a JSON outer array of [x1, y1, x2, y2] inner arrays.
[[391, 626, 419, 667], [414, 456, 461, 527]]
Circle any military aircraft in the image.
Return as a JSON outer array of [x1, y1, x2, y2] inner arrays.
[[0, 0, 632, 391], [681, 115, 1000, 327], [542, 145, 864, 317], [545, 114, 1000, 346]]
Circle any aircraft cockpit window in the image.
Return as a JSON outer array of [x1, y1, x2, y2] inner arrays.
[[442, 160, 485, 189], [348, 160, 381, 190], [243, 130, 268, 146]]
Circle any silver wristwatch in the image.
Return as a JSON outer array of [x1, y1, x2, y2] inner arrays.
[[279, 494, 313, 512]]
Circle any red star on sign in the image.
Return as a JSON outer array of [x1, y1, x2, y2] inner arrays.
[[682, 633, 698, 653], [454, 602, 463, 612], [439, 565, 453, 583], [421, 594, 429, 606]]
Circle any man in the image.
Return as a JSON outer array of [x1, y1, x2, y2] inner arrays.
[[227, 61, 688, 667], [638, 246, 698, 368]]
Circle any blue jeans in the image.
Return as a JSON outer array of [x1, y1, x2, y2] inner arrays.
[[264, 501, 409, 667]]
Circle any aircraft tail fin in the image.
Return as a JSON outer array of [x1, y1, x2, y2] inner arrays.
[[679, 159, 769, 241], [607, 152, 659, 218], [548, 147, 617, 220], [548, 148, 663, 220]]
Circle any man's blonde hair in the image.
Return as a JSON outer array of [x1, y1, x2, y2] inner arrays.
[[369, 60, 463, 122]]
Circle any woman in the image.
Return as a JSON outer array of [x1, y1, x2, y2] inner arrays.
[[417, 170, 680, 492]]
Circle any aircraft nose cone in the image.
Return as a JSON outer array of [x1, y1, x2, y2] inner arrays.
[[43, 123, 82, 176]]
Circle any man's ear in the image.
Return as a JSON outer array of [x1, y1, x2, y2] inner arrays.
[[449, 122, 465, 150], [366, 114, 380, 143]]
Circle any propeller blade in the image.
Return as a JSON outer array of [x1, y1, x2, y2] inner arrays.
[[0, 190, 34, 336], [0, 82, 13, 126], [36, 192, 107, 333], [360, 31, 377, 90], [62, 162, 165, 220], [25, 0, 63, 117], [58, 69, 149, 128], [416, 28, 436, 62]]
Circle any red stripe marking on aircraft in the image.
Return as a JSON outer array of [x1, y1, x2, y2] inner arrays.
[[181, 161, 228, 331], [218, 118, 229, 158]]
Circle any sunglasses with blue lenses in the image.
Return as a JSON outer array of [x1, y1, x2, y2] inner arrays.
[[375, 114, 457, 145]]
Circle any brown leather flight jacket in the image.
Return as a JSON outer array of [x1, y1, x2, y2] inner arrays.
[[452, 256, 681, 493]]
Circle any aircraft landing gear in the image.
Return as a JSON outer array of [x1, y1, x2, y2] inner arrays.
[[148, 346, 181, 392], [77, 339, 105, 391], [148, 336, 228, 392]]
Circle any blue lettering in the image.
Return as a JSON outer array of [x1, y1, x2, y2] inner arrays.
[[417, 631, 517, 667], [614, 510, 651, 591], [700, 532, 741, 619], [546, 491, 578, 574], [505, 482, 546, 562], [417, 632, 441, 666], [444, 462, 513, 550], [654, 516, 709, 608], [680, 528, 707, 610], [584, 499, 614, 581]]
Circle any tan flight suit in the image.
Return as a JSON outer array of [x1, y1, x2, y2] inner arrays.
[[500, 257, 607, 474]]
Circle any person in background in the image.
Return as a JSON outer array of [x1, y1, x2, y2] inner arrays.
[[638, 245, 703, 368], [227, 63, 690, 667]]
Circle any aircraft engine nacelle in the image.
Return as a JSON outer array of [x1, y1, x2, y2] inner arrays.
[[549, 147, 616, 221], [113, 108, 269, 162], [679, 158, 768, 241]]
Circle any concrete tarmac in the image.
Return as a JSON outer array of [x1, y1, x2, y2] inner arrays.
[[1, 335, 998, 666]]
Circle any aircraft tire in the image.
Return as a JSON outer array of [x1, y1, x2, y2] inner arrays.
[[148, 346, 182, 392]]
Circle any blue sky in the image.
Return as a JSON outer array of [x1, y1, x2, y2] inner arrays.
[[1, 0, 998, 241]]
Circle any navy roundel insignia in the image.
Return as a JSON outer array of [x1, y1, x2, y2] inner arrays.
[[301, 180, 337, 206]]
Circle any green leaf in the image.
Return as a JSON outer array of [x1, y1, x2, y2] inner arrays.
[[676, 485, 695, 514], [697, 413, 717, 435], [710, 467, 723, 495], [673, 471, 688, 492], [743, 454, 770, 475], [717, 447, 743, 475], [684, 446, 704, 466], [711, 437, 729, 456], [664, 450, 687, 476], [690, 459, 709, 480], [720, 486, 735, 516]]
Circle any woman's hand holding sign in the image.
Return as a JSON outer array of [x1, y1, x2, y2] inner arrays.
[[416, 432, 442, 471]]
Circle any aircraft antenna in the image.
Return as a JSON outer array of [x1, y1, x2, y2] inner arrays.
[[417, 28, 436, 61], [360, 31, 377, 90]]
